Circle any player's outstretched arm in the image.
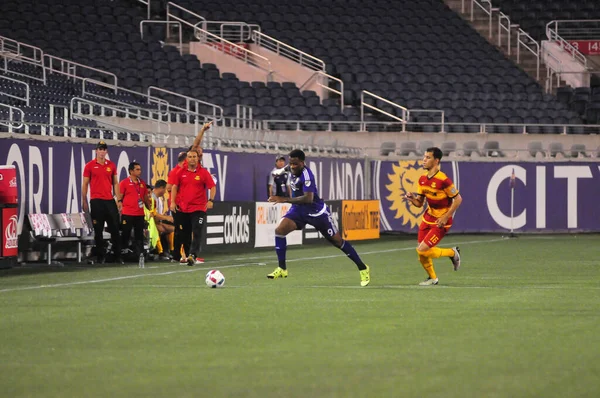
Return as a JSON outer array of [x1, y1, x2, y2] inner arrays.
[[190, 120, 213, 152]]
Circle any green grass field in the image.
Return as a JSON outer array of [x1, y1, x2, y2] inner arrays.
[[1, 234, 599, 398]]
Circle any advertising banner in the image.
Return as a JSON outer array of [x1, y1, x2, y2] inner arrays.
[[254, 202, 302, 248], [341, 200, 380, 240], [0, 138, 365, 234], [204, 201, 255, 252], [373, 160, 600, 233], [2, 207, 18, 257]]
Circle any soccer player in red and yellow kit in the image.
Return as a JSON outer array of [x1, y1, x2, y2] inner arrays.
[[404, 147, 462, 285], [82, 140, 123, 264]]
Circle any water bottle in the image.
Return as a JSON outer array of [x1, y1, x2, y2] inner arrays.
[[138, 253, 145, 268]]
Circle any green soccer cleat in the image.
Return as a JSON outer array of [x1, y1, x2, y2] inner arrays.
[[267, 267, 288, 279], [359, 265, 371, 287]]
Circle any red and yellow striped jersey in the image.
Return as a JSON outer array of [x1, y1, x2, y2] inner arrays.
[[417, 170, 459, 219]]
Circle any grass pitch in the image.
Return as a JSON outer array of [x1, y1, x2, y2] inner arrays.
[[1, 234, 599, 398]]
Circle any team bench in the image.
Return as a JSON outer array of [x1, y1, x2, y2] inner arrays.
[[27, 212, 96, 265]]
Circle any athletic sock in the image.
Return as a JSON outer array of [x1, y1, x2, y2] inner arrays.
[[275, 235, 287, 270], [340, 240, 367, 270], [419, 254, 437, 279]]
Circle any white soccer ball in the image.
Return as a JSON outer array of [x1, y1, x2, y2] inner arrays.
[[205, 270, 225, 288]]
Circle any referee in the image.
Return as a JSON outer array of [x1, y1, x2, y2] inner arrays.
[[82, 141, 123, 264]]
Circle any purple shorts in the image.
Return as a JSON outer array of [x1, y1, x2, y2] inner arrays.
[[284, 204, 338, 238]]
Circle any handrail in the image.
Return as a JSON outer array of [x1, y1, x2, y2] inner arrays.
[[0, 103, 24, 130], [134, 0, 150, 19], [546, 20, 600, 40], [147, 85, 224, 122], [200, 21, 259, 42], [299, 71, 344, 112], [0, 75, 30, 105], [361, 90, 407, 132], [406, 109, 445, 133], [544, 51, 563, 93], [82, 78, 170, 116], [0, 35, 44, 64], [516, 29, 540, 80], [0, 36, 46, 84], [194, 27, 272, 75], [251, 31, 325, 72], [471, 0, 498, 38], [140, 20, 183, 55], [70, 97, 171, 135], [497, 12, 512, 55], [166, 2, 206, 31], [44, 54, 118, 87], [546, 21, 588, 67]]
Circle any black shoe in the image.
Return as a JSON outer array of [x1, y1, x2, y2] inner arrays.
[[114, 257, 125, 265]]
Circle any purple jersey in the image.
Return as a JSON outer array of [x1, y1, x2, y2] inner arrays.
[[284, 166, 337, 237], [290, 166, 325, 214]]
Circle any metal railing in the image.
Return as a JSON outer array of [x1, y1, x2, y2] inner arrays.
[[516, 29, 540, 80], [166, 2, 206, 31], [195, 28, 272, 75], [0, 36, 47, 84], [299, 71, 344, 111], [361, 91, 407, 132], [140, 20, 183, 55], [147, 86, 223, 128], [0, 75, 30, 105], [251, 31, 325, 72], [497, 12, 515, 56], [199, 21, 259, 43], [70, 97, 171, 138], [544, 51, 563, 93], [44, 54, 118, 86], [470, 0, 499, 38], [0, 103, 24, 131], [546, 20, 600, 41], [546, 21, 589, 67], [82, 78, 170, 116]]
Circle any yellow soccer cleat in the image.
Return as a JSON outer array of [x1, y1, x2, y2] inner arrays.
[[267, 267, 288, 279], [359, 265, 371, 287]]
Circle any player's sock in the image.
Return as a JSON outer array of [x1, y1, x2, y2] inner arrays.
[[340, 240, 367, 270], [419, 254, 437, 279], [275, 235, 287, 270], [417, 247, 454, 258]]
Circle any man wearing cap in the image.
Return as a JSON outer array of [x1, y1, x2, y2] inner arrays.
[[82, 141, 123, 264], [267, 156, 291, 198]]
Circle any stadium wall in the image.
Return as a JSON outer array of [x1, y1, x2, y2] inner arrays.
[[1, 137, 599, 237]]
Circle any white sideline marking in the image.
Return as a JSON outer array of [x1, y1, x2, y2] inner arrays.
[[0, 237, 505, 294]]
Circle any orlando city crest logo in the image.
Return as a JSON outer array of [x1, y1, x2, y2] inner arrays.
[[151, 147, 169, 185], [385, 160, 424, 228]]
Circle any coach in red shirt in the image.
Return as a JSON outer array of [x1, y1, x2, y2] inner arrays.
[[82, 141, 123, 264], [167, 151, 187, 262], [119, 161, 151, 259], [170, 149, 216, 266]]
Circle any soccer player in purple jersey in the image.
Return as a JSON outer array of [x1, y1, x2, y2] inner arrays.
[[267, 149, 371, 286]]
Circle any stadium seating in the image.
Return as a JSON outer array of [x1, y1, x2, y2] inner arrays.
[[173, 0, 583, 130], [489, 0, 600, 41]]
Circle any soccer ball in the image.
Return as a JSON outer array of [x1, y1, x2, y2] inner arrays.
[[205, 270, 225, 288]]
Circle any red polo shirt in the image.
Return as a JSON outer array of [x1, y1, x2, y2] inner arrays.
[[173, 166, 215, 213], [119, 177, 148, 216], [83, 158, 117, 200], [168, 165, 183, 207]]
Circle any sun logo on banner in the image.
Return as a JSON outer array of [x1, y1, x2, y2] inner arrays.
[[385, 160, 424, 228], [151, 147, 169, 185]]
